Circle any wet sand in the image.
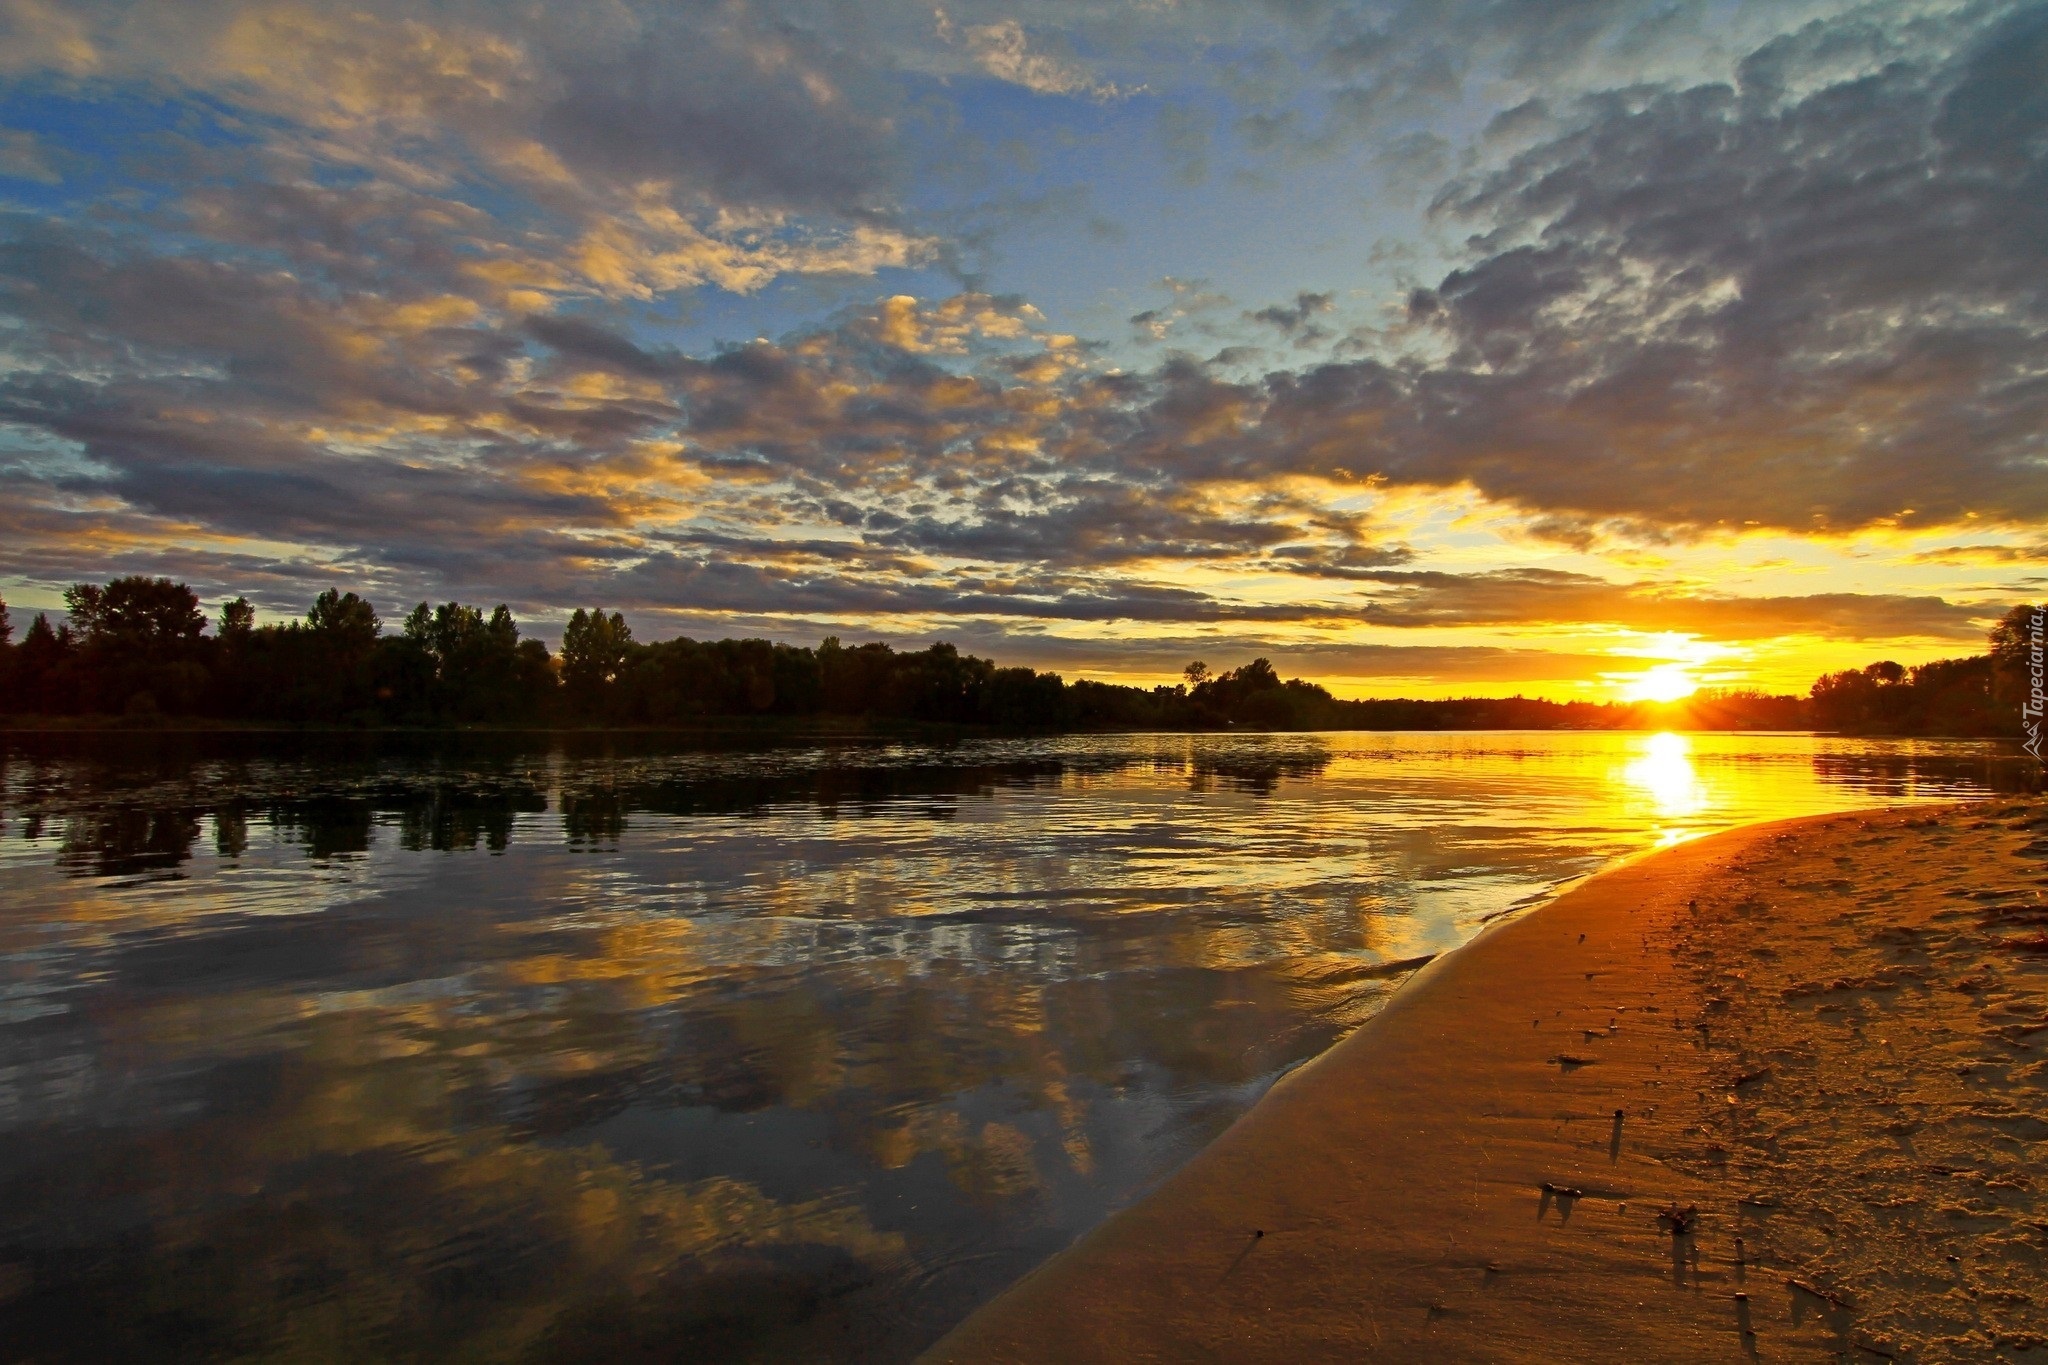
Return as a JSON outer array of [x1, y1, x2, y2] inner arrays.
[[927, 797, 2048, 1363]]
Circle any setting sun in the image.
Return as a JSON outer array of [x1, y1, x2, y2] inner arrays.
[[1621, 662, 1700, 703]]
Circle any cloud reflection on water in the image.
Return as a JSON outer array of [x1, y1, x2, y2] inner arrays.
[[0, 731, 2035, 1359]]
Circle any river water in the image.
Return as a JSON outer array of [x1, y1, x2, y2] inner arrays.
[[0, 730, 2034, 1360]]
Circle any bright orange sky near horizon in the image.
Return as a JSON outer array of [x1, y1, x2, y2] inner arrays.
[[0, 1, 2041, 702]]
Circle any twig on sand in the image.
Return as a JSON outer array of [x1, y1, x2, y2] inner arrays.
[[1219, 1228, 1265, 1281], [1657, 1203, 1700, 1235], [1787, 1277, 1852, 1311]]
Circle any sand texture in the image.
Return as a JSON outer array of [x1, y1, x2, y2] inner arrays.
[[926, 798, 2048, 1363]]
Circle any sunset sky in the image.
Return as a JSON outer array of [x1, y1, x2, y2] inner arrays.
[[1, 0, 2043, 698]]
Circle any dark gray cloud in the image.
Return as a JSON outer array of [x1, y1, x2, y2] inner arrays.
[[523, 316, 689, 380], [1246, 291, 1335, 346], [1265, 544, 1417, 578], [864, 483, 1315, 565], [528, 7, 906, 217]]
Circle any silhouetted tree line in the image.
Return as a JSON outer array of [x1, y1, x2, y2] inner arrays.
[[0, 578, 2034, 735], [0, 580, 554, 725], [0, 579, 1160, 727], [1805, 604, 2041, 737]]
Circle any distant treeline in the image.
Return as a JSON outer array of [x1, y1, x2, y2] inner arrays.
[[0, 577, 2035, 736], [1807, 605, 2039, 738]]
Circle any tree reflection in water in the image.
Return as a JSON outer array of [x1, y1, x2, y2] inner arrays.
[[0, 732, 2034, 1361]]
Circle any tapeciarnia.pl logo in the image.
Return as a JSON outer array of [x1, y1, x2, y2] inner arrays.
[[2025, 607, 2045, 763]]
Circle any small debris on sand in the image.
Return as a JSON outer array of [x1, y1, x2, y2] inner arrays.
[[1656, 1202, 1700, 1236], [1787, 1278, 1852, 1311]]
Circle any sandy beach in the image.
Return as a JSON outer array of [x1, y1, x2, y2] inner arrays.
[[928, 797, 2048, 1363]]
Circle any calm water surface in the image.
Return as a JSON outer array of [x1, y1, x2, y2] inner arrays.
[[0, 730, 2035, 1361]]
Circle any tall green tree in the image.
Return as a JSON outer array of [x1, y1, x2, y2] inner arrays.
[[63, 576, 208, 713], [218, 598, 255, 640], [1989, 601, 2045, 714], [401, 600, 553, 720], [306, 589, 380, 649], [65, 577, 205, 647], [11, 614, 70, 713], [561, 609, 633, 716], [0, 595, 12, 712], [1990, 603, 2043, 670]]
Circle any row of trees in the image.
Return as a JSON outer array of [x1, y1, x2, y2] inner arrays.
[[0, 580, 556, 724], [0, 580, 1158, 727], [0, 578, 2036, 734], [1806, 605, 2039, 736]]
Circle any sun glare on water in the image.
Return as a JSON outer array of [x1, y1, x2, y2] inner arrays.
[[1625, 731, 1705, 838]]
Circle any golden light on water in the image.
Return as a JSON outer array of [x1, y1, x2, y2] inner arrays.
[[1623, 731, 1705, 839]]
